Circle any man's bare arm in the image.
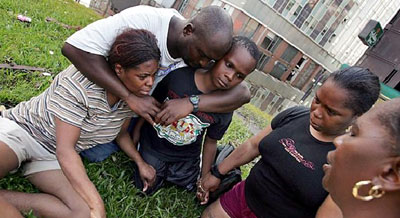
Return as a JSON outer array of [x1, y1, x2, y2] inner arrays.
[[61, 43, 160, 125], [198, 82, 251, 112], [62, 43, 130, 99], [156, 82, 250, 125]]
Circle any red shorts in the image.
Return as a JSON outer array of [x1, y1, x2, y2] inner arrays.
[[220, 180, 257, 218]]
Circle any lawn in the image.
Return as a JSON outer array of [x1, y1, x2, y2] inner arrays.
[[0, 0, 270, 217]]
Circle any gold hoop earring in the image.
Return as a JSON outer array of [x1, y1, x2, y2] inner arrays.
[[352, 180, 385, 201]]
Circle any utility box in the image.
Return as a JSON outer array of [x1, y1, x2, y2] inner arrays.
[[358, 20, 384, 47]]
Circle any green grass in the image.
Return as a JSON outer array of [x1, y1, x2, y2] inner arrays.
[[237, 103, 273, 129], [0, 0, 101, 104], [0, 0, 261, 217], [0, 152, 205, 217]]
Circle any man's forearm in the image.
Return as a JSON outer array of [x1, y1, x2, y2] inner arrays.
[[198, 82, 250, 113], [61, 43, 131, 100]]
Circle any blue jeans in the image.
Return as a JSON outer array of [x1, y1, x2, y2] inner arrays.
[[80, 118, 138, 162]]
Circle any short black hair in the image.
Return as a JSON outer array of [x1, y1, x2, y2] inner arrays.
[[231, 36, 261, 65], [328, 66, 380, 116], [191, 6, 233, 40]]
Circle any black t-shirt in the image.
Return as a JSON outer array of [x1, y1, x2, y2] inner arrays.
[[139, 67, 232, 162], [245, 106, 335, 218]]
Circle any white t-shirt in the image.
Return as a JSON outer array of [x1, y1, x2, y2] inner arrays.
[[66, 5, 187, 89]]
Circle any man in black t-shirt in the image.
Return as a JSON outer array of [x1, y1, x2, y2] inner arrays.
[[131, 36, 260, 195]]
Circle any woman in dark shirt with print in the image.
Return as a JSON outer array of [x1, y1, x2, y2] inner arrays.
[[199, 66, 380, 218]]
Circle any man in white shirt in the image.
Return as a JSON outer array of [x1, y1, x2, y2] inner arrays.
[[62, 5, 252, 162]]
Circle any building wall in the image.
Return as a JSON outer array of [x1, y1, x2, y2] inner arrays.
[[358, 10, 400, 91], [328, 0, 400, 65], [174, 0, 330, 114], [220, 0, 340, 72], [220, 0, 400, 67]]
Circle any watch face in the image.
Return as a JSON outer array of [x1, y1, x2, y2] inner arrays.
[[190, 95, 199, 104]]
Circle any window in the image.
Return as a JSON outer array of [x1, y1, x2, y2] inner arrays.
[[286, 0, 295, 11], [302, 19, 310, 31], [268, 36, 283, 53], [261, 37, 273, 50], [273, 0, 287, 11], [257, 53, 271, 71], [308, 19, 318, 33], [280, 45, 298, 63], [240, 19, 260, 38], [260, 32, 283, 52], [282, 0, 296, 16], [293, 5, 302, 16], [296, 57, 306, 69], [294, 61, 316, 89], [383, 69, 398, 84], [260, 32, 277, 49], [270, 61, 288, 80]]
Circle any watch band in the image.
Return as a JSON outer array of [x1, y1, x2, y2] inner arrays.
[[210, 164, 225, 180]]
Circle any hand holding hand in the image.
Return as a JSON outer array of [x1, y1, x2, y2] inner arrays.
[[202, 172, 221, 192], [155, 98, 193, 126], [196, 172, 222, 205], [125, 94, 160, 125], [196, 179, 209, 205]]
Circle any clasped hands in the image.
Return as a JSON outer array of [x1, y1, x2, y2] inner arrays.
[[196, 173, 222, 205], [126, 94, 192, 126]]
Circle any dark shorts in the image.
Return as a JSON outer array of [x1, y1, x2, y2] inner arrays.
[[133, 148, 200, 195], [220, 180, 257, 218]]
